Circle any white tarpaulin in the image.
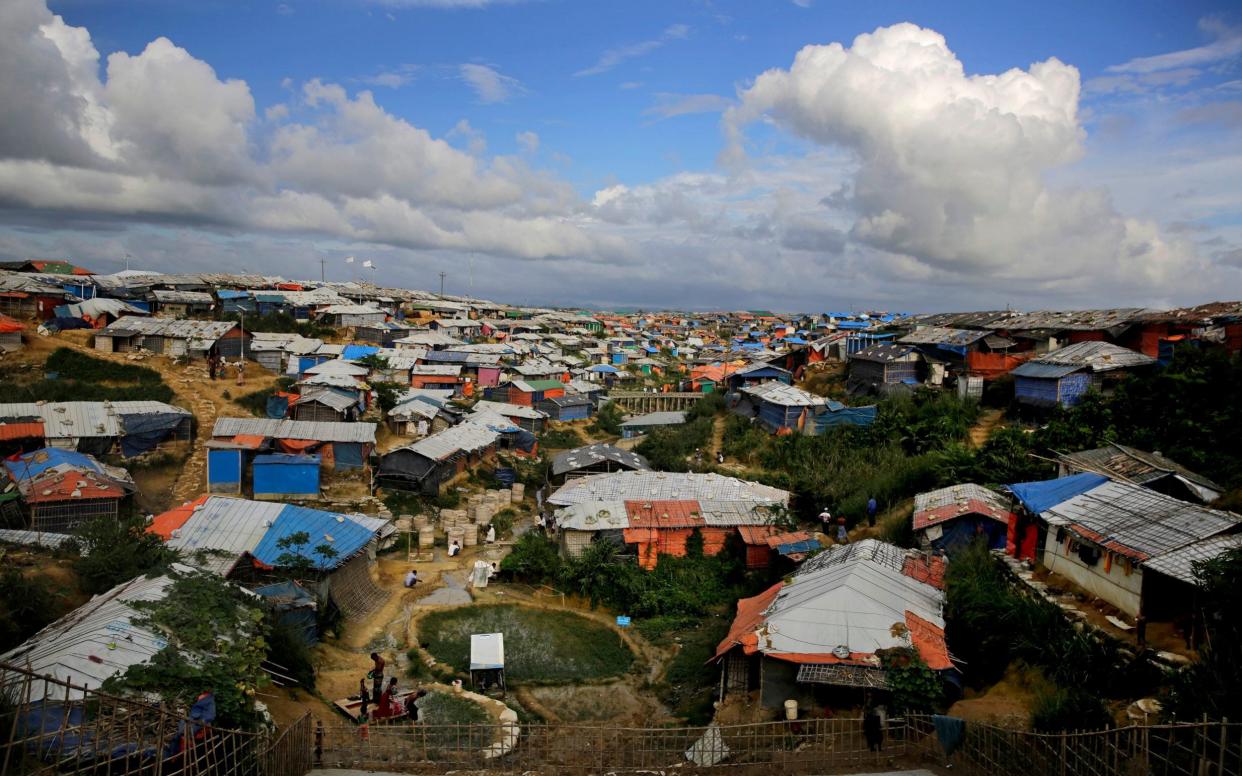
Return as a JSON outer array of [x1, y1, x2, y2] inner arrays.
[[470, 632, 504, 670]]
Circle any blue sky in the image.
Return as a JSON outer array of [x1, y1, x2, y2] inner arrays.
[[1, 0, 1239, 311]]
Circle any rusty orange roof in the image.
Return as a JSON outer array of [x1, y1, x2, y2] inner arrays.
[[906, 611, 952, 670], [715, 581, 783, 660], [737, 525, 781, 545], [624, 500, 705, 529], [0, 421, 44, 441], [902, 554, 947, 590], [149, 495, 209, 540], [22, 470, 125, 503]]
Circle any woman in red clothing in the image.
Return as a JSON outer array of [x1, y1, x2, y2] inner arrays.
[[376, 677, 400, 718]]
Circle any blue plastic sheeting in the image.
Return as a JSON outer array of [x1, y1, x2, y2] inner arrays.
[[128, 300, 151, 312], [588, 364, 619, 373], [1007, 472, 1109, 515], [216, 290, 249, 299], [776, 539, 821, 555], [251, 504, 374, 570], [4, 449, 105, 481], [784, 337, 808, 345], [836, 321, 871, 330], [342, 344, 380, 361], [253, 454, 320, 496], [515, 429, 537, 452], [332, 442, 366, 470], [255, 580, 318, 644], [495, 467, 516, 486], [207, 448, 242, 486], [118, 411, 187, 458], [266, 395, 289, 419], [815, 405, 878, 430], [930, 518, 1008, 555], [46, 316, 93, 331]]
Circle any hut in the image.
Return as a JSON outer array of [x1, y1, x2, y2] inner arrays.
[[1012, 341, 1157, 409], [253, 454, 321, 501], [3, 448, 134, 532], [620, 411, 686, 439], [847, 344, 921, 395], [912, 484, 1014, 555]]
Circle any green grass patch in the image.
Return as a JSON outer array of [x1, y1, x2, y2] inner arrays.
[[539, 428, 584, 449], [651, 615, 731, 724], [46, 348, 163, 383], [415, 691, 495, 752], [419, 605, 634, 683]]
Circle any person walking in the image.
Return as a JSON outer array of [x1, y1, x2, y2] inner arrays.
[[818, 507, 833, 532], [835, 516, 849, 544], [867, 497, 878, 527]]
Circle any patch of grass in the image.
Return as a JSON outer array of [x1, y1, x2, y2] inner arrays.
[[419, 605, 634, 684], [416, 691, 494, 751], [46, 348, 163, 383], [652, 615, 731, 724], [540, 428, 584, 449]]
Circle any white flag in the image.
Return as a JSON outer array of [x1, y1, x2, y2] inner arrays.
[[345, 256, 355, 264], [362, 260, 374, 269]]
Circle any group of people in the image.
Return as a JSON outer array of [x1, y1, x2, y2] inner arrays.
[[818, 497, 879, 545], [205, 351, 245, 385], [358, 652, 427, 730]]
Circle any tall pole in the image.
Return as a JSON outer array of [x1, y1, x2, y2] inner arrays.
[[320, 258, 326, 283], [439, 271, 446, 297]]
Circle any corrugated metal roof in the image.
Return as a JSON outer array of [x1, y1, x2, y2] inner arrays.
[[741, 381, 826, 407], [913, 484, 1014, 530], [1010, 361, 1083, 379], [619, 411, 687, 427], [151, 289, 214, 304], [250, 504, 377, 570], [551, 444, 649, 476], [1042, 480, 1241, 565], [1143, 533, 1242, 583], [849, 344, 917, 363], [698, 499, 779, 527], [402, 420, 500, 461], [166, 496, 283, 564], [0, 573, 177, 702], [471, 400, 547, 420], [293, 388, 357, 411], [0, 401, 189, 440], [304, 359, 369, 376], [549, 471, 790, 507], [212, 417, 376, 443], [1056, 444, 1221, 495], [897, 326, 991, 347], [555, 500, 629, 530], [1033, 341, 1156, 372], [98, 316, 236, 340], [0, 529, 77, 551]]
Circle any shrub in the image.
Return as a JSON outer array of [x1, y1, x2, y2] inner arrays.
[[500, 533, 562, 582], [588, 401, 624, 436], [540, 428, 585, 449], [0, 570, 58, 652], [45, 348, 162, 384], [1031, 687, 1113, 733], [71, 515, 179, 595]]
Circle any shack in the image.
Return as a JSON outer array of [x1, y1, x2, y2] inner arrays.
[[1012, 342, 1156, 409], [537, 392, 592, 422], [3, 448, 135, 532], [847, 344, 921, 395], [548, 444, 650, 486], [211, 417, 376, 471], [253, 454, 321, 501], [376, 420, 501, 495], [912, 484, 1014, 555]]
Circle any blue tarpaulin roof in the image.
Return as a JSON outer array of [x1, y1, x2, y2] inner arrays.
[[784, 337, 808, 345], [589, 364, 619, 373], [251, 504, 375, 570], [216, 290, 250, 299], [1007, 472, 1109, 514], [777, 538, 821, 555], [835, 321, 871, 330], [342, 344, 380, 361], [4, 449, 105, 481]]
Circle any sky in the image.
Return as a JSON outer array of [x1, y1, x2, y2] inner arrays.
[[1, 0, 1240, 313]]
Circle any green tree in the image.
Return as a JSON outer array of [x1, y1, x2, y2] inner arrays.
[[0, 570, 58, 652], [72, 516, 179, 596], [589, 401, 624, 436], [1166, 547, 1242, 720], [499, 533, 562, 582], [109, 571, 268, 727]]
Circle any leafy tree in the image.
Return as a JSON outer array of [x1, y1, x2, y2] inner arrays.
[[500, 532, 563, 582], [0, 570, 58, 652], [1166, 547, 1242, 720], [72, 516, 179, 595], [109, 571, 268, 727], [1031, 687, 1113, 733], [274, 531, 336, 578], [879, 648, 945, 713], [589, 401, 624, 436], [372, 381, 405, 413]]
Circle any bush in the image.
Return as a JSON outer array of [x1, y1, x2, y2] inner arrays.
[[221, 311, 334, 339], [657, 616, 731, 724], [500, 533, 562, 582], [588, 401, 624, 436], [71, 515, 179, 595], [635, 416, 713, 471], [540, 428, 584, 449], [266, 618, 316, 688], [687, 391, 726, 420], [1031, 687, 1113, 733], [0, 570, 58, 652], [46, 348, 162, 384]]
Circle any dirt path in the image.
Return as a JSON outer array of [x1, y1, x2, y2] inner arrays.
[[709, 414, 726, 458], [969, 408, 1005, 448], [17, 329, 280, 507]]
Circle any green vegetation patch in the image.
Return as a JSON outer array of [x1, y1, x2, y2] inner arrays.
[[16, 347, 175, 403], [419, 604, 634, 683], [649, 615, 731, 724], [415, 691, 496, 752], [539, 428, 584, 449]]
